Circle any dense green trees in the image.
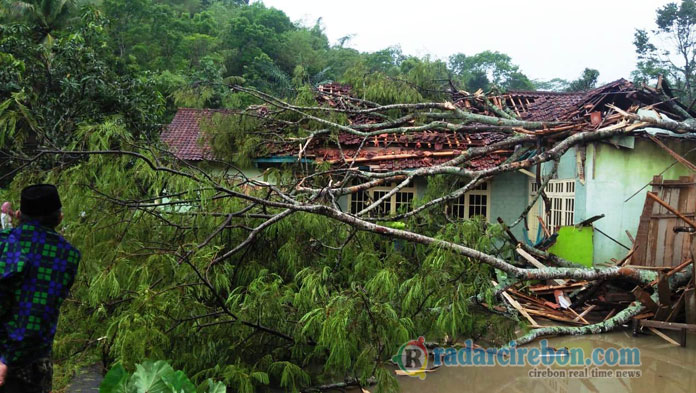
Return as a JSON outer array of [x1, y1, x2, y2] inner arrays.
[[633, 0, 696, 104], [449, 51, 534, 92], [0, 0, 76, 40], [566, 68, 600, 92], [0, 9, 163, 170]]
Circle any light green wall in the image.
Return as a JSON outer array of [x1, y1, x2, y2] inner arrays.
[[586, 137, 696, 264], [490, 171, 530, 240]]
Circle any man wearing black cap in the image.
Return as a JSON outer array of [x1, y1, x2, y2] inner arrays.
[[0, 184, 80, 393]]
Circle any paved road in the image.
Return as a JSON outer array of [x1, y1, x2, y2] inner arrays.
[[66, 364, 103, 393]]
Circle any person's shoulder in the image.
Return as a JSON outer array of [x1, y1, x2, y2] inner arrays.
[[49, 231, 81, 263], [63, 239, 81, 264]]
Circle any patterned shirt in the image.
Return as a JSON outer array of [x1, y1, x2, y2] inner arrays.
[[0, 222, 80, 366]]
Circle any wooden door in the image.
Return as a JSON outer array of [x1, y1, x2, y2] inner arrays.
[[633, 175, 696, 267]]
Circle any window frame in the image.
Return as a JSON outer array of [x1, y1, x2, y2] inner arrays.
[[531, 178, 576, 233], [450, 182, 492, 221], [347, 182, 417, 216]]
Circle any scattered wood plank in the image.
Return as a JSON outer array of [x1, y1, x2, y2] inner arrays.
[[567, 308, 590, 325], [632, 312, 655, 320], [572, 305, 597, 323], [632, 286, 659, 312], [537, 216, 552, 238], [626, 230, 636, 245], [648, 327, 681, 346], [648, 259, 692, 286], [525, 309, 583, 325], [529, 281, 588, 294], [516, 246, 566, 286], [603, 308, 617, 322], [624, 265, 673, 270], [493, 280, 539, 327], [639, 319, 696, 332], [657, 273, 673, 307]]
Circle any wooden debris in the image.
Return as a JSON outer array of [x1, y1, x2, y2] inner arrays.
[[529, 281, 588, 294], [632, 286, 659, 312], [647, 327, 681, 346], [647, 191, 696, 229], [572, 305, 597, 323], [537, 216, 552, 238], [516, 246, 565, 285], [493, 280, 539, 327], [492, 234, 694, 346], [626, 230, 636, 245]]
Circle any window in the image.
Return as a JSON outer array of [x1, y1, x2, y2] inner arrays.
[[530, 179, 576, 233], [350, 189, 368, 214], [450, 182, 491, 221], [348, 183, 416, 216], [372, 190, 393, 216]]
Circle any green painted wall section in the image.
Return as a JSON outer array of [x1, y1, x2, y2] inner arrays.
[[490, 171, 530, 240], [586, 138, 696, 265], [548, 226, 594, 267]]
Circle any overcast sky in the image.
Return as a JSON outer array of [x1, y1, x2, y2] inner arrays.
[[256, 0, 674, 83]]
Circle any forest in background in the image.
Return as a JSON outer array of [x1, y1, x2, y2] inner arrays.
[[1, 1, 695, 392]]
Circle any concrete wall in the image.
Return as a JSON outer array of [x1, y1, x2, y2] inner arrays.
[[490, 171, 530, 240], [585, 137, 696, 264]]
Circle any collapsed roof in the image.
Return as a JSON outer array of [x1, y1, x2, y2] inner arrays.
[[162, 79, 694, 171]]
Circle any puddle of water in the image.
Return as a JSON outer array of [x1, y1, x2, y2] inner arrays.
[[394, 330, 696, 393]]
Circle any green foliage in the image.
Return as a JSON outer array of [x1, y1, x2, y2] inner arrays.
[[449, 51, 534, 92], [567, 68, 600, 92], [532, 78, 570, 92], [0, 11, 165, 162], [100, 360, 225, 393], [0, 2, 529, 391], [0, 144, 515, 391], [633, 0, 696, 104], [0, 0, 77, 40]]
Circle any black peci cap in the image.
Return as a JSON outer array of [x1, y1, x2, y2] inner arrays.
[[20, 184, 62, 216]]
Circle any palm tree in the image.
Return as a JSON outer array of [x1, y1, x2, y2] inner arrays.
[[0, 0, 77, 39]]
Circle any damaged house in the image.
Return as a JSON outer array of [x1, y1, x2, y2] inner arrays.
[[162, 79, 696, 268]]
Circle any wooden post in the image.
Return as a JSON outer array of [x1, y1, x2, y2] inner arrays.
[[685, 288, 696, 325], [632, 318, 641, 336]]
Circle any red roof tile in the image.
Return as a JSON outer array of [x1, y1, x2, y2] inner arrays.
[[161, 108, 231, 161]]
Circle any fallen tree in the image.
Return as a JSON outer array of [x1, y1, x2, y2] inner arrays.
[[3, 79, 696, 392]]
